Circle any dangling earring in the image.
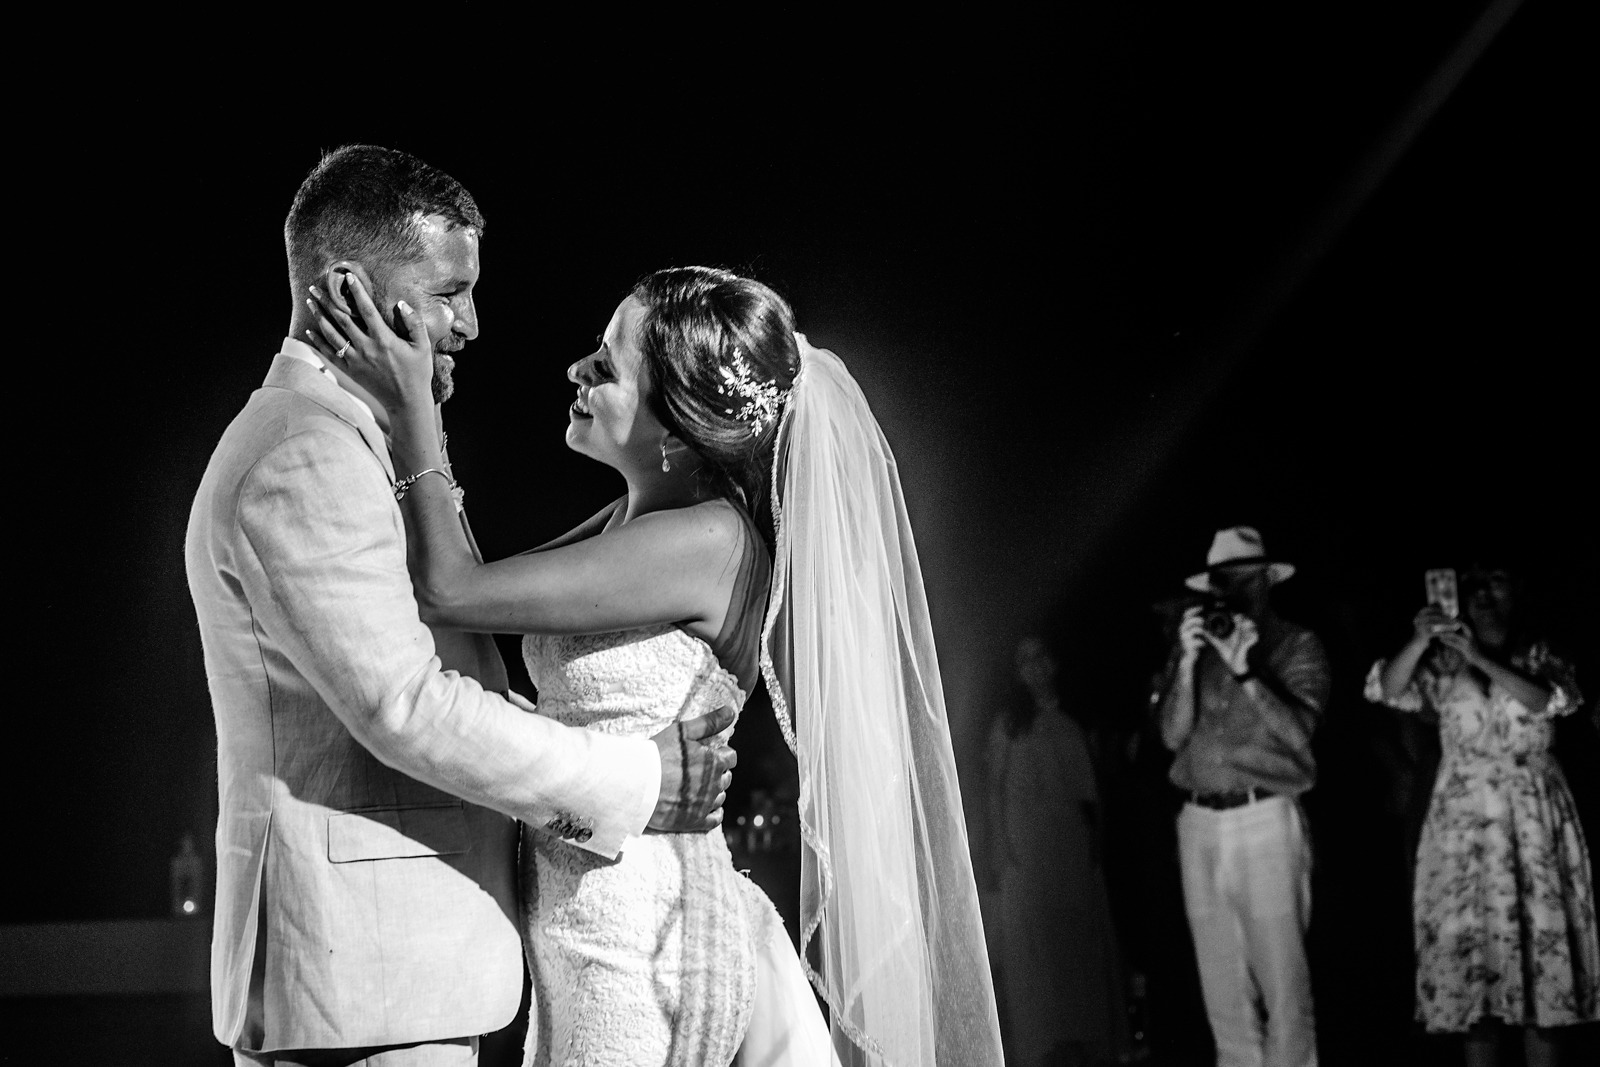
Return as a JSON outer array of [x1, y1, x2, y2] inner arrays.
[[661, 440, 671, 473]]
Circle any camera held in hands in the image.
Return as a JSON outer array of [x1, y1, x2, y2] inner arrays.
[[1201, 597, 1237, 640]]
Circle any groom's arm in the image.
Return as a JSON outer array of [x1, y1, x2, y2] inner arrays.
[[236, 425, 658, 855]]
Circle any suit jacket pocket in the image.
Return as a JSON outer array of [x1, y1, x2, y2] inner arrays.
[[327, 802, 472, 863]]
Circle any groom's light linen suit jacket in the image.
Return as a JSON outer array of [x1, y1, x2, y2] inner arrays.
[[185, 346, 659, 1053]]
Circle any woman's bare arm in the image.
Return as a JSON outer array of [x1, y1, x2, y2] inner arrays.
[[404, 473, 746, 637]]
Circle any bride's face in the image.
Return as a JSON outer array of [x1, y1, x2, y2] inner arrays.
[[566, 297, 669, 471]]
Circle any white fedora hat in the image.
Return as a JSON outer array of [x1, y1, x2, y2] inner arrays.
[[1185, 526, 1296, 592]]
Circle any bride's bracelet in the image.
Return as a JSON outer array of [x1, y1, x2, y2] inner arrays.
[[393, 467, 464, 513]]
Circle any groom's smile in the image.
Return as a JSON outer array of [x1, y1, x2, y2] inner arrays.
[[380, 213, 481, 403]]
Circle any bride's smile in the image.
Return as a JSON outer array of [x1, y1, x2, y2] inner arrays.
[[564, 297, 668, 473]]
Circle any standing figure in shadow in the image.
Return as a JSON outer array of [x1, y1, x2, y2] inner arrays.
[[1367, 562, 1599, 1066], [988, 634, 1128, 1066], [1155, 527, 1329, 1067]]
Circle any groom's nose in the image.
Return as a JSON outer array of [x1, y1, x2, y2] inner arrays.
[[452, 294, 479, 341]]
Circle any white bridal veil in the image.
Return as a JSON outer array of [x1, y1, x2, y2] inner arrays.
[[759, 336, 1004, 1066]]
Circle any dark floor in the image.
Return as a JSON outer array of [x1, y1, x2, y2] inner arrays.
[[7, 797, 1599, 1067], [0, 843, 805, 1067], [5, 993, 1594, 1067], [0, 992, 531, 1067], [0, 994, 229, 1067], [6, 992, 1600, 1065]]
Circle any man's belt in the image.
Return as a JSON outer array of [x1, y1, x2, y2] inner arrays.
[[1189, 788, 1275, 810]]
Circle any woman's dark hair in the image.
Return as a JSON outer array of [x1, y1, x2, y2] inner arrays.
[[1459, 558, 1539, 655], [629, 266, 801, 552], [1002, 634, 1062, 738]]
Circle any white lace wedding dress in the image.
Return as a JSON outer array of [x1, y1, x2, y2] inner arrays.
[[520, 623, 827, 1067]]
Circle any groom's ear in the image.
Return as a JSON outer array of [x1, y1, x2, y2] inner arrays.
[[325, 261, 377, 316]]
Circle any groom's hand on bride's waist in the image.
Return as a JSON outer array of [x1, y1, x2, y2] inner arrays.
[[647, 703, 738, 833]]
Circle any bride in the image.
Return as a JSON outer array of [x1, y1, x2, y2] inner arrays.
[[309, 265, 1001, 1066]]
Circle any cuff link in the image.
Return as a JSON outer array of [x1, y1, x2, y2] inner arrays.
[[545, 812, 594, 843]]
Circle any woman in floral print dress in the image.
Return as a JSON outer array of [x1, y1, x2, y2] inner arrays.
[[1367, 564, 1599, 1065]]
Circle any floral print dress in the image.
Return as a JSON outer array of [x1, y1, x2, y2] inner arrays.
[[1366, 644, 1600, 1031]]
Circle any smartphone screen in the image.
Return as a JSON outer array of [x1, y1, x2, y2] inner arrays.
[[1425, 568, 1459, 619]]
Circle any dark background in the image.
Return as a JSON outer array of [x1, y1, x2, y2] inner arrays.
[[6, 1, 1593, 1059]]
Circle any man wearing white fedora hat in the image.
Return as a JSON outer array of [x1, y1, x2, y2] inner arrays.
[[1156, 526, 1331, 1066]]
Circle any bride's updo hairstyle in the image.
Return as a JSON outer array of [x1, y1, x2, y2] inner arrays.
[[630, 266, 801, 551]]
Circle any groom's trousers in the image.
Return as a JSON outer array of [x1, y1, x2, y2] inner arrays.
[[233, 1036, 477, 1067], [1178, 794, 1317, 1067]]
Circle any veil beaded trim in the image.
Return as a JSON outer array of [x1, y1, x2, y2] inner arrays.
[[758, 335, 1003, 1066]]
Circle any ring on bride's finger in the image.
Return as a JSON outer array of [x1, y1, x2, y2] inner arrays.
[[336, 341, 352, 359]]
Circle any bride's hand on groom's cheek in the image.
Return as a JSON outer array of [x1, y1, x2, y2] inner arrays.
[[305, 271, 434, 411]]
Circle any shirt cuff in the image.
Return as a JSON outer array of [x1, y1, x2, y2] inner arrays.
[[573, 734, 661, 859], [622, 735, 661, 840]]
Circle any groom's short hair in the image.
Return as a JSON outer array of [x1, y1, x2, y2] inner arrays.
[[285, 144, 485, 295]]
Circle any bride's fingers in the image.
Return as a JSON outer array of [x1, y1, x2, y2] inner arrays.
[[342, 271, 392, 340], [309, 285, 362, 343], [395, 299, 430, 349], [302, 328, 342, 362], [304, 298, 353, 356]]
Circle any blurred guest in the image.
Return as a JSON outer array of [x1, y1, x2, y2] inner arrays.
[[1366, 562, 1599, 1066], [988, 634, 1129, 1066], [1156, 527, 1329, 1066]]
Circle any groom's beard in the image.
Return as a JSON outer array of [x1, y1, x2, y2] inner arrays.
[[432, 346, 461, 403]]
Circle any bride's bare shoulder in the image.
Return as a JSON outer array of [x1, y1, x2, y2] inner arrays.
[[631, 498, 747, 554]]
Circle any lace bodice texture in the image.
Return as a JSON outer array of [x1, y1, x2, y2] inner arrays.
[[517, 624, 772, 1067], [522, 623, 744, 740]]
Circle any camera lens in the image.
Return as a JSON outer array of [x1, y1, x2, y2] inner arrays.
[[1203, 604, 1235, 639]]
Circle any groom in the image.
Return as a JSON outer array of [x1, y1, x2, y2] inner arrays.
[[186, 144, 734, 1066]]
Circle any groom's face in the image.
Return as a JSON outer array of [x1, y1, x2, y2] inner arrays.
[[376, 214, 482, 403]]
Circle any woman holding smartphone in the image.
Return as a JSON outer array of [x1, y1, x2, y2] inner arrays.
[[1366, 563, 1598, 1065]]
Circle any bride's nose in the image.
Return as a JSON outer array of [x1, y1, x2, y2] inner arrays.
[[567, 356, 589, 385]]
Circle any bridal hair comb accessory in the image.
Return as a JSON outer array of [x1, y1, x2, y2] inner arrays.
[[716, 347, 789, 437]]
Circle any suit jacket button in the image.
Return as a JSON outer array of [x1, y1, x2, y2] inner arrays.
[[575, 828, 593, 843]]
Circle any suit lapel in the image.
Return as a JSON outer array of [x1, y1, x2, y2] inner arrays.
[[262, 354, 396, 482]]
